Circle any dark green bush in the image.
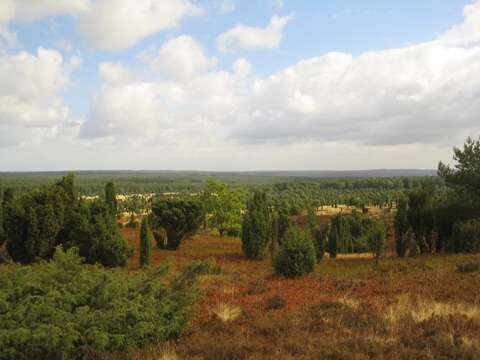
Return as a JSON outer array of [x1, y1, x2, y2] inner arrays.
[[274, 226, 316, 278], [150, 197, 202, 250], [450, 218, 480, 253], [0, 247, 200, 360], [241, 191, 269, 260]]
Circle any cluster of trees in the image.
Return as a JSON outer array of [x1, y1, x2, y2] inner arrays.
[[0, 175, 129, 267], [240, 191, 388, 276], [394, 136, 480, 256]]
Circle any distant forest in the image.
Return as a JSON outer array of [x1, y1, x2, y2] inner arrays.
[[0, 169, 440, 195]]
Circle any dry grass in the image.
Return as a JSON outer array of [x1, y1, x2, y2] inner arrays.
[[386, 295, 480, 323], [212, 301, 242, 322]]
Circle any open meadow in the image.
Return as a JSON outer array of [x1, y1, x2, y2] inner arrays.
[[117, 226, 480, 360]]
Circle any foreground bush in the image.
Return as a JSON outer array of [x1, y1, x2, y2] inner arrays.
[[0, 247, 202, 360], [274, 226, 316, 278]]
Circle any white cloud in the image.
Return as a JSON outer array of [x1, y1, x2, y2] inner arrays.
[[217, 14, 294, 52], [438, 1, 480, 45], [77, 0, 202, 51], [81, 2, 480, 153], [0, 48, 79, 147], [145, 36, 217, 82]]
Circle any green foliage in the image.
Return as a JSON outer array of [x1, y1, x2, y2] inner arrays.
[[450, 219, 480, 253], [0, 247, 200, 360], [140, 217, 152, 268], [438, 136, 480, 202], [3, 176, 128, 267], [329, 212, 370, 254], [367, 221, 387, 265], [150, 197, 202, 250], [406, 187, 436, 253], [328, 228, 338, 259], [241, 191, 269, 260], [394, 196, 409, 257], [274, 226, 316, 278], [105, 182, 118, 215], [4, 185, 65, 263], [200, 179, 245, 236], [64, 200, 129, 267], [313, 225, 328, 262]]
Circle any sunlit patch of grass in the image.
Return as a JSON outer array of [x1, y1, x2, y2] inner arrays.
[[213, 301, 242, 322], [385, 295, 480, 323]]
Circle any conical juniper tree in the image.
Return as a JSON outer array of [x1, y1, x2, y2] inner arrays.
[[241, 190, 269, 260], [140, 217, 152, 268]]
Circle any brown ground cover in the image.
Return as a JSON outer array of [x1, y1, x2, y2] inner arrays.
[[117, 227, 480, 359]]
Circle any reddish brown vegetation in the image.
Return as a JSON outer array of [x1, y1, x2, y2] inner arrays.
[[119, 227, 480, 359]]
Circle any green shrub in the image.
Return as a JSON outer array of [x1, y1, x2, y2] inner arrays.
[[139, 217, 152, 268], [274, 226, 316, 278], [313, 226, 327, 262], [450, 218, 480, 253], [0, 247, 200, 360], [225, 225, 241, 237], [151, 197, 202, 250], [241, 191, 269, 260]]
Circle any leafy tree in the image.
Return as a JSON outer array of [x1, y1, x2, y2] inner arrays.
[[200, 179, 244, 236], [274, 226, 316, 278], [394, 196, 409, 257], [241, 190, 269, 260], [367, 221, 387, 265], [140, 217, 152, 267], [151, 197, 202, 250], [328, 227, 338, 259], [438, 136, 480, 201], [105, 182, 118, 215]]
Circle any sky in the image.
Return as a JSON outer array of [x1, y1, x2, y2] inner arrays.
[[0, 0, 479, 171]]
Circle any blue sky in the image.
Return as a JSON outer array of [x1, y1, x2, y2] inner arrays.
[[0, 0, 479, 171]]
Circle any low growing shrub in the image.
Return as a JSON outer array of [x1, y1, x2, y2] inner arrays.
[[274, 226, 316, 278], [0, 247, 201, 360]]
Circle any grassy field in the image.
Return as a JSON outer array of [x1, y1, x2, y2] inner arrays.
[[116, 227, 480, 360]]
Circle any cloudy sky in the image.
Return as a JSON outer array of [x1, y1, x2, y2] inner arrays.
[[0, 0, 479, 171]]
